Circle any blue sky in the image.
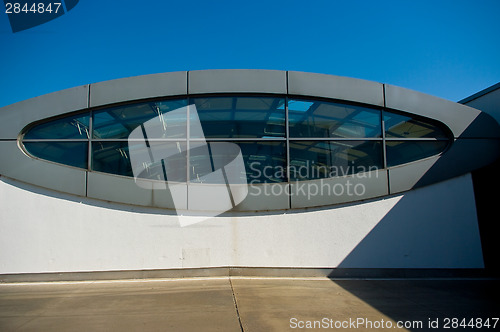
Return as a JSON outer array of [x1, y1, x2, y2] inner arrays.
[[1, 0, 499, 108]]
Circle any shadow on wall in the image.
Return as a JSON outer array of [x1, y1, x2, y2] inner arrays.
[[472, 159, 500, 276], [411, 112, 500, 274], [337, 174, 484, 269], [415, 112, 500, 189], [330, 174, 493, 332], [340, 110, 500, 271]]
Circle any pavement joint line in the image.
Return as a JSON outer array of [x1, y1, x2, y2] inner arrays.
[[11, 315, 39, 331], [229, 277, 244, 332]]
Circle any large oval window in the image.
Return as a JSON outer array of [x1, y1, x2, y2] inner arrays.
[[21, 95, 452, 183]]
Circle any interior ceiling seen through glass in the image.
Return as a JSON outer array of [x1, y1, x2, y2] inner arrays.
[[21, 95, 452, 182]]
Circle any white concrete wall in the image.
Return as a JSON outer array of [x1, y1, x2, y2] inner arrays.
[[0, 173, 483, 274]]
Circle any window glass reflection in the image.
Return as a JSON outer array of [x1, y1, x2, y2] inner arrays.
[[21, 94, 454, 186], [92, 141, 187, 181], [189, 141, 286, 184], [129, 141, 187, 182], [384, 112, 449, 138], [289, 141, 383, 180], [92, 141, 132, 177], [191, 96, 285, 138], [24, 113, 90, 139], [188, 142, 243, 184], [93, 99, 187, 139], [386, 140, 449, 167], [240, 141, 287, 183], [288, 99, 382, 138], [24, 142, 88, 168]]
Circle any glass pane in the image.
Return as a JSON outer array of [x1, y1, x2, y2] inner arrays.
[[24, 142, 88, 169], [93, 99, 187, 139], [190, 96, 286, 138], [129, 141, 187, 182], [384, 112, 449, 138], [92, 141, 133, 177], [386, 140, 449, 167], [24, 113, 90, 139], [190, 141, 286, 184], [288, 99, 382, 138], [289, 140, 383, 181], [92, 141, 187, 180]]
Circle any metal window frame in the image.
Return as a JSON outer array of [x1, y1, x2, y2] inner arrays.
[[19, 93, 454, 184]]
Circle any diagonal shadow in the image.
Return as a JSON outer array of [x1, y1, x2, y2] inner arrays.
[[337, 174, 484, 270], [332, 279, 500, 331]]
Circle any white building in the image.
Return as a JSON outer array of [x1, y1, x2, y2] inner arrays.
[[1, 70, 498, 280]]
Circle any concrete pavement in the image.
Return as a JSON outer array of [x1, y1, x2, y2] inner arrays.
[[1, 278, 499, 331]]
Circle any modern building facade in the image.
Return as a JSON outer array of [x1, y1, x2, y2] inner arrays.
[[459, 82, 500, 275], [0, 70, 498, 279]]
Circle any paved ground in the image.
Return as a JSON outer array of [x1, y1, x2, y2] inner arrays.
[[0, 278, 499, 331]]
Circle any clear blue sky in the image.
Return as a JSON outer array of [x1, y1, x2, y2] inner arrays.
[[1, 0, 499, 108]]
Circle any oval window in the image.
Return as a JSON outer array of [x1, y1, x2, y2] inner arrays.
[[21, 95, 452, 182]]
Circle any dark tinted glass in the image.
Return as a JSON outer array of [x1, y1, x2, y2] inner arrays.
[[189, 142, 244, 184], [241, 141, 287, 183], [288, 99, 382, 138], [24, 142, 88, 169], [289, 141, 383, 180], [92, 141, 187, 180], [93, 99, 187, 139], [129, 141, 187, 182], [24, 113, 90, 139], [21, 94, 455, 185], [190, 141, 286, 183], [384, 112, 449, 138], [92, 141, 133, 177], [386, 140, 449, 167], [191, 96, 285, 138]]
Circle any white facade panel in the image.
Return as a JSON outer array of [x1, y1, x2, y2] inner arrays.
[[0, 173, 483, 274], [0, 85, 88, 139]]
